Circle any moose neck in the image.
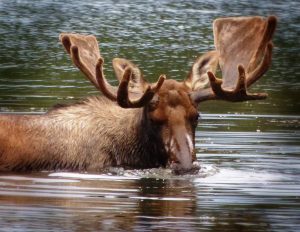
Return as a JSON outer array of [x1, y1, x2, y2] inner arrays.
[[139, 106, 168, 166], [112, 105, 168, 169]]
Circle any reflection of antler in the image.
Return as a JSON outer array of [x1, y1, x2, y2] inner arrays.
[[60, 33, 165, 108], [194, 16, 277, 102]]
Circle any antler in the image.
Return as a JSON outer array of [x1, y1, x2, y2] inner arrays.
[[60, 33, 118, 96], [193, 16, 277, 103], [96, 59, 166, 108], [60, 33, 165, 108], [117, 68, 166, 108]]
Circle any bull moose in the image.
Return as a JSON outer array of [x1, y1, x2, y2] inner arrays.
[[0, 16, 277, 174]]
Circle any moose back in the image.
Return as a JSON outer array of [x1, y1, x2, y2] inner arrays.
[[0, 16, 277, 174]]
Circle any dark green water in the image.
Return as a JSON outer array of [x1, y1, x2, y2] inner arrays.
[[0, 1, 299, 231]]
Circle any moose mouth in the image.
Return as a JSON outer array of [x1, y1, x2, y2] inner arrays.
[[168, 160, 200, 175]]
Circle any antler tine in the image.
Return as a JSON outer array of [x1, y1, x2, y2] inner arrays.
[[152, 74, 166, 91], [95, 58, 118, 101], [117, 67, 166, 108], [70, 45, 99, 88], [237, 65, 268, 100], [206, 72, 223, 97], [61, 35, 72, 54], [205, 66, 267, 102]]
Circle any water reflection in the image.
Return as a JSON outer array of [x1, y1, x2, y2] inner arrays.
[[0, 173, 197, 231], [1, 156, 298, 231]]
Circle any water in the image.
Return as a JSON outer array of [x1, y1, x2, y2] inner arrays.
[[0, 0, 299, 231]]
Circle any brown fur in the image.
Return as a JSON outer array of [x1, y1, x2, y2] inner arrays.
[[0, 96, 169, 171]]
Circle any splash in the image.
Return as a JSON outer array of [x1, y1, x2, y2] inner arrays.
[[49, 163, 219, 180]]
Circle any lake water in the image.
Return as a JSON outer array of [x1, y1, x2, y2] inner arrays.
[[0, 0, 299, 231]]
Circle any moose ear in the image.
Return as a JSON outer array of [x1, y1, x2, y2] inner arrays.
[[185, 51, 219, 90], [112, 58, 148, 93]]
